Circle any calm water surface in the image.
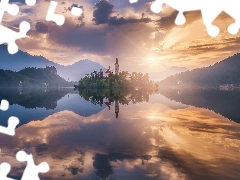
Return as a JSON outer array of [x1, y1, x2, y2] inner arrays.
[[0, 88, 239, 180]]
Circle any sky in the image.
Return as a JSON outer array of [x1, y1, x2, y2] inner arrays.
[[3, 0, 240, 72]]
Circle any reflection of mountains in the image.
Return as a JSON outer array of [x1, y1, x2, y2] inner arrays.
[[0, 88, 69, 110], [159, 88, 240, 123], [0, 88, 105, 127]]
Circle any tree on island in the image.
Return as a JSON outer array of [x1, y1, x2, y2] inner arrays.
[[74, 71, 157, 90], [74, 71, 158, 118]]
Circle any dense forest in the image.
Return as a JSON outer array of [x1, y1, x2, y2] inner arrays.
[[0, 67, 72, 87], [160, 53, 240, 87], [74, 71, 158, 90]]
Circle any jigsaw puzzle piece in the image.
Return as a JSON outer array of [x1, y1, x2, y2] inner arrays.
[[228, 23, 240, 35], [150, 0, 222, 37], [223, 1, 240, 35], [0, 100, 9, 111], [0, 21, 30, 54], [150, 0, 163, 13], [46, 1, 65, 26], [25, 0, 36, 6], [71, 7, 82, 16], [0, 0, 19, 22], [0, 100, 19, 136], [16, 151, 49, 180], [129, 0, 138, 3], [0, 163, 15, 180], [0, 116, 19, 136], [175, 12, 186, 25], [201, 7, 222, 37]]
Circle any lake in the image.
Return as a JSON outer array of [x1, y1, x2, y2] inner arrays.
[[0, 88, 239, 180]]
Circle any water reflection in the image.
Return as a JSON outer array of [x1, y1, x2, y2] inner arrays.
[[0, 89, 239, 179], [159, 88, 240, 123], [0, 88, 70, 110], [78, 88, 155, 118], [0, 88, 105, 127]]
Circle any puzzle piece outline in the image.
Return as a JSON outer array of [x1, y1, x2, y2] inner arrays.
[[131, 0, 240, 37], [0, 0, 32, 54], [16, 151, 50, 180], [0, 100, 9, 111], [0, 162, 15, 180], [0, 151, 50, 180], [46, 1, 83, 26], [0, 100, 19, 136], [0, 0, 19, 22], [0, 21, 30, 54]]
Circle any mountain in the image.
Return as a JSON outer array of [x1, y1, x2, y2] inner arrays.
[[0, 67, 71, 87], [160, 54, 240, 87], [0, 45, 56, 70], [0, 45, 106, 81], [57, 60, 106, 81], [149, 66, 188, 82]]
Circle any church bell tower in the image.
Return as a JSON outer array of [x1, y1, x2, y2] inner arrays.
[[115, 58, 119, 74]]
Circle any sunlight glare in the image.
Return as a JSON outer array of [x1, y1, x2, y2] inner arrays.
[[148, 57, 157, 61]]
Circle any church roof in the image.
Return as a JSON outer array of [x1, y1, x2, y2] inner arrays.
[[105, 69, 111, 73]]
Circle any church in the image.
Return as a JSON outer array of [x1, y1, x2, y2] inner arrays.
[[105, 58, 119, 76], [104, 58, 120, 118]]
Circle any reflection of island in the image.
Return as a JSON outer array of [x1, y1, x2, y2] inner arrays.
[[0, 88, 72, 110], [75, 58, 158, 118], [78, 88, 155, 118], [159, 88, 240, 123]]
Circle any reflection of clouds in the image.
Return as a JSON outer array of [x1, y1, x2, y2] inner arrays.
[[149, 93, 189, 110], [93, 154, 113, 179], [0, 102, 239, 179]]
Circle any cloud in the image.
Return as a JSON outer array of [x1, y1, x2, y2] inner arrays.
[[92, 0, 114, 25], [93, 154, 114, 179], [155, 10, 202, 30], [63, 3, 86, 29], [67, 3, 83, 11], [75, 5, 86, 29], [108, 16, 152, 26], [75, 22, 86, 29], [35, 22, 49, 34], [5, 0, 240, 72], [92, 0, 152, 26]]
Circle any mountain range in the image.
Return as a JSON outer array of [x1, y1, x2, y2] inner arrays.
[[0, 45, 190, 82], [160, 53, 240, 87], [0, 45, 106, 81]]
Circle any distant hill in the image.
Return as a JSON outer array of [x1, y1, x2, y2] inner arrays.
[[57, 60, 106, 81], [149, 66, 188, 81], [160, 54, 240, 87], [0, 67, 71, 87], [0, 45, 106, 81]]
